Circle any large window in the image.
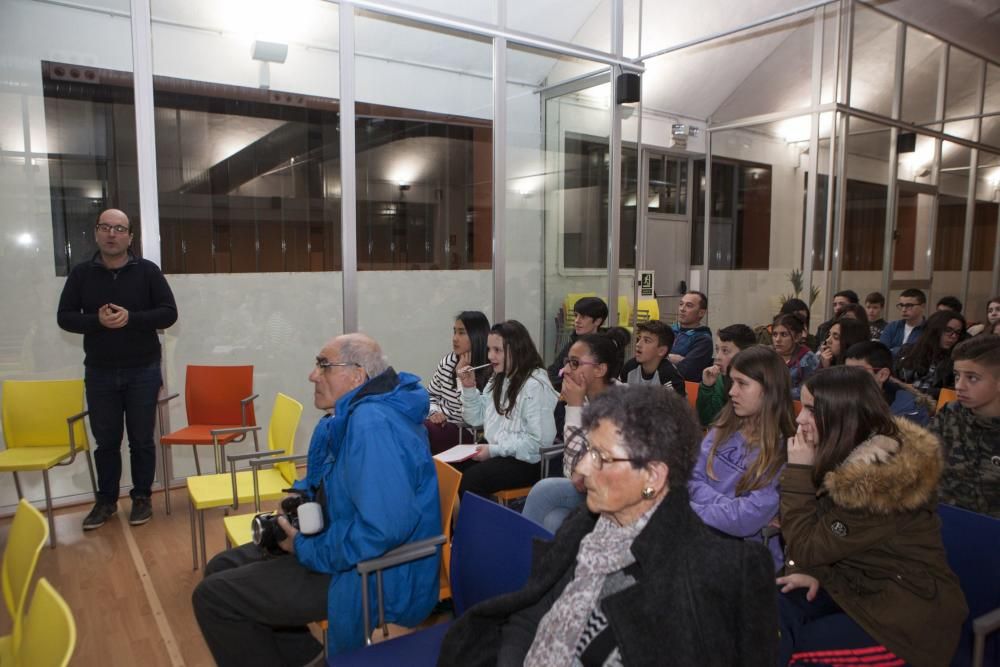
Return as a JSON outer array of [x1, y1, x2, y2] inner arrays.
[[561, 133, 637, 270], [935, 198, 998, 271], [691, 158, 772, 269], [42, 62, 492, 274], [647, 154, 688, 215]]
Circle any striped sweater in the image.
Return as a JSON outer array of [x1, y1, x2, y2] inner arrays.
[[426, 352, 465, 424]]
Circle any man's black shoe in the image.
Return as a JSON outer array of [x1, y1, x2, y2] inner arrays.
[[82, 501, 117, 530], [129, 496, 153, 526]]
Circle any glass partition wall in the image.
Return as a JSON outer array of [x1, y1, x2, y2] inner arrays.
[[0, 0, 636, 511], [4, 0, 999, 512], [678, 1, 1000, 327]]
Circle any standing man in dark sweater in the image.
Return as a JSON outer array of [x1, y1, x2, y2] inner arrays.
[[669, 291, 714, 382], [57, 209, 178, 530]]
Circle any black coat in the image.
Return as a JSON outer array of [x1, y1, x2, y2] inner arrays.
[[437, 488, 778, 667]]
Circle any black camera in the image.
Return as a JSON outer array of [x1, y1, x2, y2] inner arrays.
[[252, 490, 321, 555]]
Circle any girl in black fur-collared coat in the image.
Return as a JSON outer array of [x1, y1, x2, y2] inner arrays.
[[777, 366, 967, 667]]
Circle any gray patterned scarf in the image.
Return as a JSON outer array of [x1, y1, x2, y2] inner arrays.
[[523, 501, 659, 667]]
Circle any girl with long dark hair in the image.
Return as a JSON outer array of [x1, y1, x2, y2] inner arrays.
[[688, 345, 795, 569], [818, 317, 869, 368], [895, 308, 967, 400], [522, 327, 630, 532], [425, 311, 491, 454], [777, 366, 967, 666], [457, 320, 558, 498]]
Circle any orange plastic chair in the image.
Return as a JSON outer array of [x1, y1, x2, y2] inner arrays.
[[685, 381, 699, 411], [936, 388, 957, 412], [157, 365, 257, 515], [434, 460, 462, 600]]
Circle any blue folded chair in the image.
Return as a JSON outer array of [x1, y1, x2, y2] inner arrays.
[[938, 503, 1000, 667], [328, 493, 553, 666]]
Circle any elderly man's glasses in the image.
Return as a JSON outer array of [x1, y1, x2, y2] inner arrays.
[[95, 223, 130, 235], [564, 357, 600, 371], [315, 358, 360, 372]]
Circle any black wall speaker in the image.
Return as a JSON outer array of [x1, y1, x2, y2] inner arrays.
[[616, 72, 641, 104], [897, 132, 917, 153]]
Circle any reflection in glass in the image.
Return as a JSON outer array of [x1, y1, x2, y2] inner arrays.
[[850, 5, 898, 118]]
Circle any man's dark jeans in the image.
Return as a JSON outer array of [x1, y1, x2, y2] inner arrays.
[[85, 361, 162, 502]]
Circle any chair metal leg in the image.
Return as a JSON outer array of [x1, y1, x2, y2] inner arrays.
[[42, 470, 56, 549], [199, 507, 208, 571], [193, 445, 202, 476], [161, 443, 172, 515], [189, 495, 198, 571], [362, 571, 372, 645], [85, 451, 98, 497], [12, 471, 23, 499]]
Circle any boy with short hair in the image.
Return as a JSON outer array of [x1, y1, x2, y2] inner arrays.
[[865, 291, 887, 341], [696, 324, 756, 427], [930, 335, 1000, 518], [620, 320, 686, 397], [844, 340, 927, 423]]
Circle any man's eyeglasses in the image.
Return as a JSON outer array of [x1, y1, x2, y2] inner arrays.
[[895, 302, 920, 310], [564, 357, 600, 371], [315, 359, 360, 372], [95, 223, 130, 235]]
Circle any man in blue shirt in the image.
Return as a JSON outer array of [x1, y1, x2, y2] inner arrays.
[[669, 291, 714, 382], [193, 333, 441, 665], [880, 288, 927, 356]]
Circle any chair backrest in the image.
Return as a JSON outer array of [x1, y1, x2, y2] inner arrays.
[[184, 365, 255, 427], [636, 298, 660, 324], [1, 380, 87, 450], [449, 493, 553, 615], [433, 460, 461, 539], [269, 393, 304, 484], [2, 499, 49, 649], [17, 578, 76, 667], [938, 503, 1000, 667], [617, 296, 631, 328], [684, 381, 699, 411], [937, 388, 957, 412]]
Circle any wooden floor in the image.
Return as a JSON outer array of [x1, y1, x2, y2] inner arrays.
[[0, 488, 438, 666]]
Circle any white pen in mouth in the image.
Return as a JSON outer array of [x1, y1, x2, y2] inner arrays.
[[458, 363, 492, 374]]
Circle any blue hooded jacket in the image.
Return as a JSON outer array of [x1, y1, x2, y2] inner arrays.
[[292, 368, 441, 654]]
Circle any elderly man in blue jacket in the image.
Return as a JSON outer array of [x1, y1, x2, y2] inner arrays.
[[193, 333, 441, 666]]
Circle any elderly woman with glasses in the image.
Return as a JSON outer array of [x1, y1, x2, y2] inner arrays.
[[438, 385, 778, 667]]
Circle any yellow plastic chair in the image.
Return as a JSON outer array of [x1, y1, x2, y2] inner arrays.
[[16, 578, 76, 667], [186, 393, 303, 570], [0, 499, 49, 663], [617, 296, 632, 328], [0, 380, 96, 548], [635, 298, 660, 324]]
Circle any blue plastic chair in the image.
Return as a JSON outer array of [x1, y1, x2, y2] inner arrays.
[[328, 493, 553, 666], [938, 503, 1000, 667]]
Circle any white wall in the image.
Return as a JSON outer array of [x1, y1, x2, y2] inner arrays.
[[0, 0, 546, 512]]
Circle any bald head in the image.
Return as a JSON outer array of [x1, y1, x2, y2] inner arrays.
[[98, 208, 130, 227]]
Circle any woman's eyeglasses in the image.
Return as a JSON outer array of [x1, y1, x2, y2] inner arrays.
[[942, 327, 963, 337], [564, 357, 600, 371]]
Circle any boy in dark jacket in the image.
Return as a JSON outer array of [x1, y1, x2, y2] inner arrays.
[[931, 335, 1000, 518], [621, 320, 685, 397], [696, 324, 755, 427]]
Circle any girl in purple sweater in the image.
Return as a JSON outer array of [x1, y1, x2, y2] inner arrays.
[[688, 345, 796, 569]]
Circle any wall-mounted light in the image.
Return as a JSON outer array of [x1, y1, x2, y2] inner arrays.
[[252, 40, 288, 90]]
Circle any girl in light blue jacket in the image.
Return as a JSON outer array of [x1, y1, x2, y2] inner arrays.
[[457, 320, 558, 498]]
